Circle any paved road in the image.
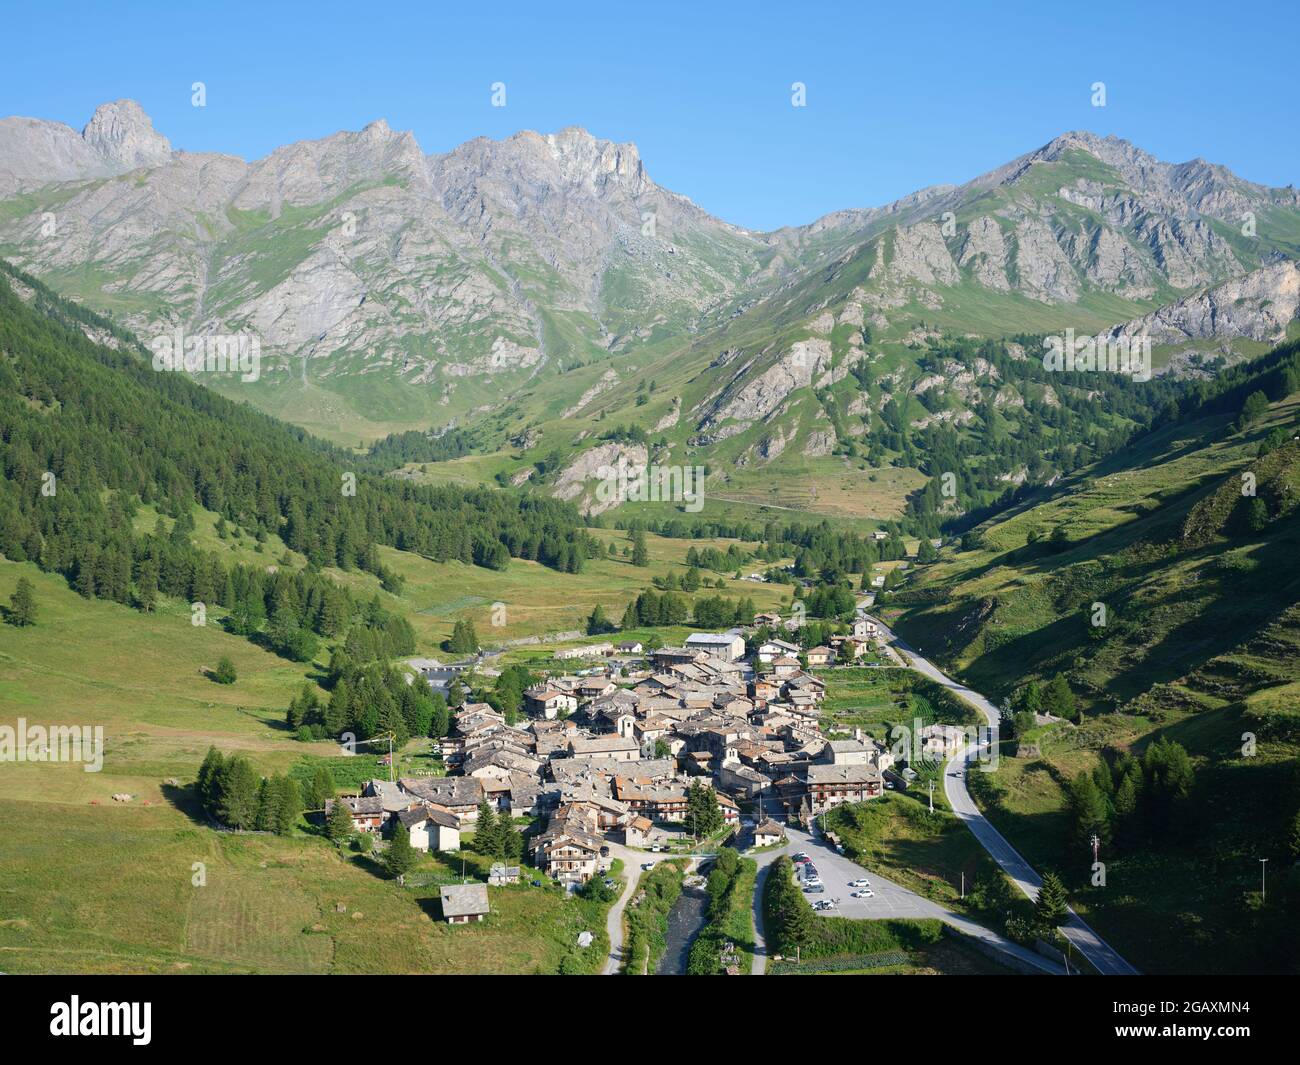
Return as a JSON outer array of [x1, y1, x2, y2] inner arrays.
[[864, 611, 1139, 976], [748, 818, 1064, 975], [602, 843, 646, 975]]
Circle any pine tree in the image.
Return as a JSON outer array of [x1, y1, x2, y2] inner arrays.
[[384, 822, 417, 880], [272, 777, 301, 836], [1041, 674, 1075, 719], [1034, 870, 1069, 931], [1066, 770, 1110, 849], [587, 604, 612, 635], [196, 747, 225, 814], [326, 798, 355, 843], [474, 800, 499, 855], [631, 529, 649, 567], [216, 756, 260, 829], [254, 778, 275, 831], [7, 576, 37, 626], [447, 619, 478, 655]]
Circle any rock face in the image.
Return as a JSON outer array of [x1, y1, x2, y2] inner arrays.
[[697, 338, 831, 436], [551, 441, 650, 515], [80, 100, 172, 171], [1106, 261, 1300, 346], [0, 99, 172, 195]]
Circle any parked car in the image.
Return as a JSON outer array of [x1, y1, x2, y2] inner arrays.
[[850, 889, 875, 898], [599, 845, 610, 858], [641, 862, 657, 871], [650, 845, 663, 852], [793, 852, 810, 862], [848, 878, 870, 888], [803, 882, 825, 893]]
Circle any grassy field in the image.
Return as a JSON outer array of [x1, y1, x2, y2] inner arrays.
[[824, 793, 1007, 910], [0, 799, 612, 974], [0, 515, 780, 973], [771, 934, 1015, 975]]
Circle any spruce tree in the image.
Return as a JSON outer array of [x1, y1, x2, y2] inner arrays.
[[384, 822, 417, 880], [216, 756, 260, 829], [631, 529, 649, 567], [8, 576, 37, 626], [326, 798, 355, 843], [272, 777, 302, 836], [474, 800, 498, 855], [1034, 870, 1069, 931]]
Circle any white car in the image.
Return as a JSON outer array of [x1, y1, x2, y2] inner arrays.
[[641, 862, 656, 871], [850, 889, 875, 899], [847, 878, 870, 888]]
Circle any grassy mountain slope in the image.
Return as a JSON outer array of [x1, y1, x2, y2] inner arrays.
[[885, 343, 1300, 973]]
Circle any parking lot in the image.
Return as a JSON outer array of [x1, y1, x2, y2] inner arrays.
[[785, 824, 948, 921]]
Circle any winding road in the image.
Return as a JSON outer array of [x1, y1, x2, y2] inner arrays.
[[865, 611, 1139, 975]]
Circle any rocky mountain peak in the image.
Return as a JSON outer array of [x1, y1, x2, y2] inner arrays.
[[81, 99, 172, 170], [543, 125, 646, 190]]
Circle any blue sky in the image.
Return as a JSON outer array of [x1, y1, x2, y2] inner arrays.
[[2, 0, 1294, 230]]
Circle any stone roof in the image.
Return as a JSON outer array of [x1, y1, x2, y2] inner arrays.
[[440, 883, 489, 918]]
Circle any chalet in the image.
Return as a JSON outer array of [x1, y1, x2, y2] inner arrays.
[[397, 806, 461, 852], [805, 763, 884, 813], [616, 640, 644, 654], [613, 778, 689, 822], [771, 655, 801, 678], [577, 677, 618, 701], [624, 814, 654, 848], [685, 632, 747, 662], [920, 723, 967, 758], [652, 646, 702, 669], [524, 686, 578, 720], [440, 883, 490, 925], [805, 646, 833, 667], [753, 819, 786, 847], [532, 809, 604, 883], [717, 792, 740, 827], [487, 863, 521, 885], [324, 795, 386, 834], [753, 612, 782, 626], [757, 638, 800, 664], [398, 777, 485, 823], [852, 617, 878, 640]]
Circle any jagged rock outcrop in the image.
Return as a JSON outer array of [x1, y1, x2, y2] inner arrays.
[[1105, 261, 1300, 346]]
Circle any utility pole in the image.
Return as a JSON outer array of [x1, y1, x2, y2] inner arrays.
[[928, 779, 934, 813], [1260, 857, 1268, 904], [960, 871, 964, 899], [1090, 833, 1100, 865]]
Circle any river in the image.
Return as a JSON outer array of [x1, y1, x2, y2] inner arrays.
[[655, 882, 710, 975]]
